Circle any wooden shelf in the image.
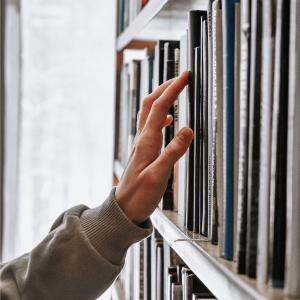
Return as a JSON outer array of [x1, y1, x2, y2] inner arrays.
[[113, 160, 298, 300], [116, 0, 207, 51]]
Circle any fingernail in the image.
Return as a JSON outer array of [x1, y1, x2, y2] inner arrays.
[[177, 127, 193, 143]]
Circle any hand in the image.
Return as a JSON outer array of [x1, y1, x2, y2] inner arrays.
[[115, 71, 193, 224]]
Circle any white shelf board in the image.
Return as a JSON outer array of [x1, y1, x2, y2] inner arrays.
[[113, 161, 296, 300], [117, 0, 207, 51]]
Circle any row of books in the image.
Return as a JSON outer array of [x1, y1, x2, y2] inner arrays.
[[119, 230, 216, 300], [115, 0, 300, 297], [117, 0, 149, 35]]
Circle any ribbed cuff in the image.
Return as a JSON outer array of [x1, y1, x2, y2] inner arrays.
[[80, 187, 153, 265]]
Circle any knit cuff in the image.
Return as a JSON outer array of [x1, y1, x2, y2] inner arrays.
[[80, 187, 153, 265]]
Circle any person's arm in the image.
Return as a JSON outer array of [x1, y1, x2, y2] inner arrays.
[[0, 71, 193, 300]]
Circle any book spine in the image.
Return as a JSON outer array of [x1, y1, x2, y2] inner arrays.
[[284, 1, 300, 295], [214, 6, 223, 257], [201, 19, 209, 237], [186, 11, 206, 231], [207, 0, 214, 241], [194, 46, 201, 234], [268, 0, 290, 287], [144, 237, 151, 300], [256, 0, 276, 284], [171, 283, 182, 300], [235, 0, 250, 273], [222, 0, 240, 261], [156, 244, 164, 300], [211, 0, 222, 246], [178, 33, 188, 218], [233, 2, 241, 262], [173, 48, 180, 213], [245, 0, 262, 278]]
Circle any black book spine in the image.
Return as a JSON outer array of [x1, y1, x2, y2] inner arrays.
[[186, 10, 207, 231], [245, 0, 262, 278], [144, 237, 151, 300], [268, 0, 290, 287], [156, 244, 164, 300], [201, 18, 209, 237], [194, 47, 201, 233], [236, 0, 251, 274]]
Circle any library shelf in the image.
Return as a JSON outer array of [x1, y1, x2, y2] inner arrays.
[[117, 0, 207, 51], [113, 159, 298, 300]]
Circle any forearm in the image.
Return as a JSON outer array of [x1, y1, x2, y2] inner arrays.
[[0, 188, 152, 300]]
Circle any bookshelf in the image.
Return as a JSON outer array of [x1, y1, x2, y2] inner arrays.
[[113, 1, 300, 300], [113, 163, 296, 300]]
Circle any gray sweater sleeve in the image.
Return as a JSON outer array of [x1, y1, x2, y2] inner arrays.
[[0, 187, 153, 300]]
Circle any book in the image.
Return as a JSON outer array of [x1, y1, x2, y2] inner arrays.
[[178, 33, 188, 218], [194, 46, 201, 234], [151, 229, 163, 300], [201, 18, 209, 237], [233, 2, 240, 262], [167, 271, 178, 300], [222, 0, 240, 261], [207, 0, 214, 242], [144, 237, 152, 300], [212, 2, 223, 255], [171, 283, 182, 300], [173, 48, 180, 213], [245, 0, 262, 278], [181, 266, 191, 300], [186, 10, 207, 231], [235, 0, 251, 272], [127, 60, 141, 159], [134, 242, 144, 300], [185, 273, 194, 300], [156, 244, 164, 300], [268, 0, 290, 287], [256, 0, 276, 284], [284, 1, 300, 295]]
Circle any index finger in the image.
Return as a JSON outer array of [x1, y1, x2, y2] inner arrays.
[[144, 71, 189, 133]]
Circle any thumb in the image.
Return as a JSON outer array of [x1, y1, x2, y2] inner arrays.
[[151, 127, 193, 174]]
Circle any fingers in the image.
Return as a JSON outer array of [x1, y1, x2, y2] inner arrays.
[[146, 126, 193, 175], [145, 71, 189, 134], [137, 78, 177, 136]]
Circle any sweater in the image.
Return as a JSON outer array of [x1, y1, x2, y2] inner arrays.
[[0, 187, 153, 300]]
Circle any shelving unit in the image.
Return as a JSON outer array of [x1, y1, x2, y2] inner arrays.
[[113, 1, 299, 300], [113, 162, 295, 300]]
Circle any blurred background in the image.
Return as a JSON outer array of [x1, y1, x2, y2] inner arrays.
[[1, 2, 116, 298]]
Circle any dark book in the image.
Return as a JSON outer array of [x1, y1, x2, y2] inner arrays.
[[268, 0, 290, 288], [235, 0, 251, 272], [144, 237, 151, 300], [245, 0, 262, 278], [222, 0, 241, 260], [161, 41, 179, 210], [193, 46, 201, 234], [201, 18, 209, 237], [256, 0, 276, 284], [233, 2, 241, 262], [171, 283, 182, 300], [211, 0, 222, 246], [284, 1, 300, 296], [185, 273, 194, 300], [173, 48, 180, 213], [186, 10, 207, 231], [156, 244, 164, 300]]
